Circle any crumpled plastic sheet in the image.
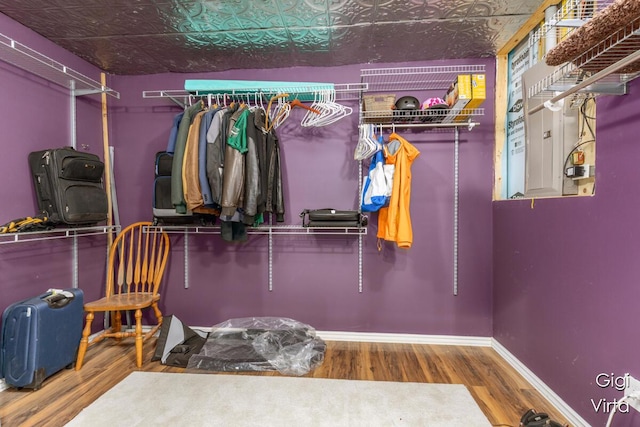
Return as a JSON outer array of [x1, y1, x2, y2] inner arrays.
[[186, 317, 326, 376]]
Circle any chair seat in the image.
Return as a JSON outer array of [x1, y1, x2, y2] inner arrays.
[[84, 293, 161, 312]]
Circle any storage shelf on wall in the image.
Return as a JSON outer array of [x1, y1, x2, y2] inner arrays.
[[148, 224, 366, 236], [359, 65, 485, 296], [145, 224, 366, 292], [527, 0, 640, 104], [360, 65, 485, 130], [142, 82, 367, 108], [0, 225, 120, 246], [143, 79, 369, 291], [0, 32, 119, 289], [361, 65, 486, 92], [0, 32, 119, 98], [362, 108, 484, 129]]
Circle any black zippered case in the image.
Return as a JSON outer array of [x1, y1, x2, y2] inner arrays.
[[300, 209, 368, 227], [28, 147, 108, 225], [153, 151, 194, 224]]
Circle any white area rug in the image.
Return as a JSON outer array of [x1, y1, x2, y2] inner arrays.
[[66, 372, 492, 427]]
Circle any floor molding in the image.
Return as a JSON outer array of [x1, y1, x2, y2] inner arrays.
[[0, 378, 7, 392], [316, 330, 493, 347], [491, 339, 590, 427]]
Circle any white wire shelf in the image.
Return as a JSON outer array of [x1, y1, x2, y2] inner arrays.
[[529, 0, 604, 50], [528, 0, 640, 100], [362, 107, 484, 122], [571, 14, 640, 74], [360, 65, 486, 92], [0, 32, 119, 99], [148, 224, 367, 236], [528, 62, 631, 99], [143, 83, 367, 108], [0, 225, 119, 245]]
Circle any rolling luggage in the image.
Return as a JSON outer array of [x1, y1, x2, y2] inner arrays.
[[0, 288, 84, 390], [153, 151, 194, 224], [28, 147, 108, 225]]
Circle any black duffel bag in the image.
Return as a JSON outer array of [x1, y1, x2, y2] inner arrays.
[[300, 209, 368, 228]]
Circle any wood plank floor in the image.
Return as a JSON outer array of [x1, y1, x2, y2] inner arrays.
[[0, 338, 569, 427]]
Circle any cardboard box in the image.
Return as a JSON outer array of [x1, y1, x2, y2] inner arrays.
[[442, 74, 472, 123], [455, 74, 486, 122]]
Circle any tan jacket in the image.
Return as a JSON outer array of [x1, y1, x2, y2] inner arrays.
[[182, 111, 205, 212]]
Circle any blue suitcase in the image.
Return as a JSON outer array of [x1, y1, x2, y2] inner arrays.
[[0, 288, 83, 390]]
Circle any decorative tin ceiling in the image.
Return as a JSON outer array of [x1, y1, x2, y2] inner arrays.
[[0, 0, 545, 75]]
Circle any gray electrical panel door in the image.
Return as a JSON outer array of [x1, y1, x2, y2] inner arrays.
[[522, 62, 579, 198]]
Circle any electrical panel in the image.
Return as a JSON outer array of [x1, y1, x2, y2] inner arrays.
[[522, 62, 580, 197]]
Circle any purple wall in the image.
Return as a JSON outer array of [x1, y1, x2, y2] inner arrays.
[[0, 11, 495, 338], [0, 13, 109, 317], [108, 60, 495, 335], [493, 80, 640, 425]]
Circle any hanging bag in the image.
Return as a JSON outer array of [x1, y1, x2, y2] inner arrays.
[[361, 149, 393, 212]]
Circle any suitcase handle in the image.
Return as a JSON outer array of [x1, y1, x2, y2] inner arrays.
[[43, 292, 74, 309]]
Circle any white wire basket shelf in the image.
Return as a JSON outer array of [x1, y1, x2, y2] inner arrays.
[[143, 83, 367, 108], [362, 107, 484, 123], [360, 65, 486, 92], [147, 224, 367, 236], [0, 32, 119, 98], [528, 0, 640, 99], [0, 225, 119, 245]]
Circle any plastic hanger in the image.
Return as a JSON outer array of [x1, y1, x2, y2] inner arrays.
[[300, 90, 323, 127], [289, 98, 320, 115], [304, 89, 334, 127], [354, 124, 369, 160], [273, 96, 291, 129], [265, 93, 290, 131], [309, 89, 352, 127]]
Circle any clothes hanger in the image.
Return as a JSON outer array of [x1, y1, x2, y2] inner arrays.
[[364, 124, 379, 159], [290, 98, 321, 114], [300, 90, 323, 127], [354, 124, 370, 161], [303, 89, 332, 127], [273, 95, 291, 129], [312, 89, 350, 127], [265, 93, 290, 131]]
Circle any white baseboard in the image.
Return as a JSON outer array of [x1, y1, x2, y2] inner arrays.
[[316, 330, 493, 347], [0, 378, 7, 392], [492, 339, 590, 427]]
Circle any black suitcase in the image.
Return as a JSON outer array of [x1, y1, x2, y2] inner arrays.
[[0, 289, 84, 389], [300, 209, 368, 227], [153, 151, 194, 224], [28, 147, 108, 225]]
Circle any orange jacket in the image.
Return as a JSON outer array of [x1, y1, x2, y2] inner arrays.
[[376, 133, 420, 248]]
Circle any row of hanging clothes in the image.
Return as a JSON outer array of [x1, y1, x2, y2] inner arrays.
[[166, 89, 353, 242], [357, 124, 421, 250], [168, 94, 284, 242]]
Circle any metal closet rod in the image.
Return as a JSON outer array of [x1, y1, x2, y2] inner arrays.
[[375, 121, 479, 130], [529, 48, 640, 116]]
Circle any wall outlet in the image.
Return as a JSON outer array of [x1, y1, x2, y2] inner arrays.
[[625, 374, 640, 412]]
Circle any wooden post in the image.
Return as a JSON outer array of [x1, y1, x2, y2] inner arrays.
[[101, 72, 113, 248]]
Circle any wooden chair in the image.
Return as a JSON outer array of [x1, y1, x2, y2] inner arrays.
[[75, 222, 170, 369]]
